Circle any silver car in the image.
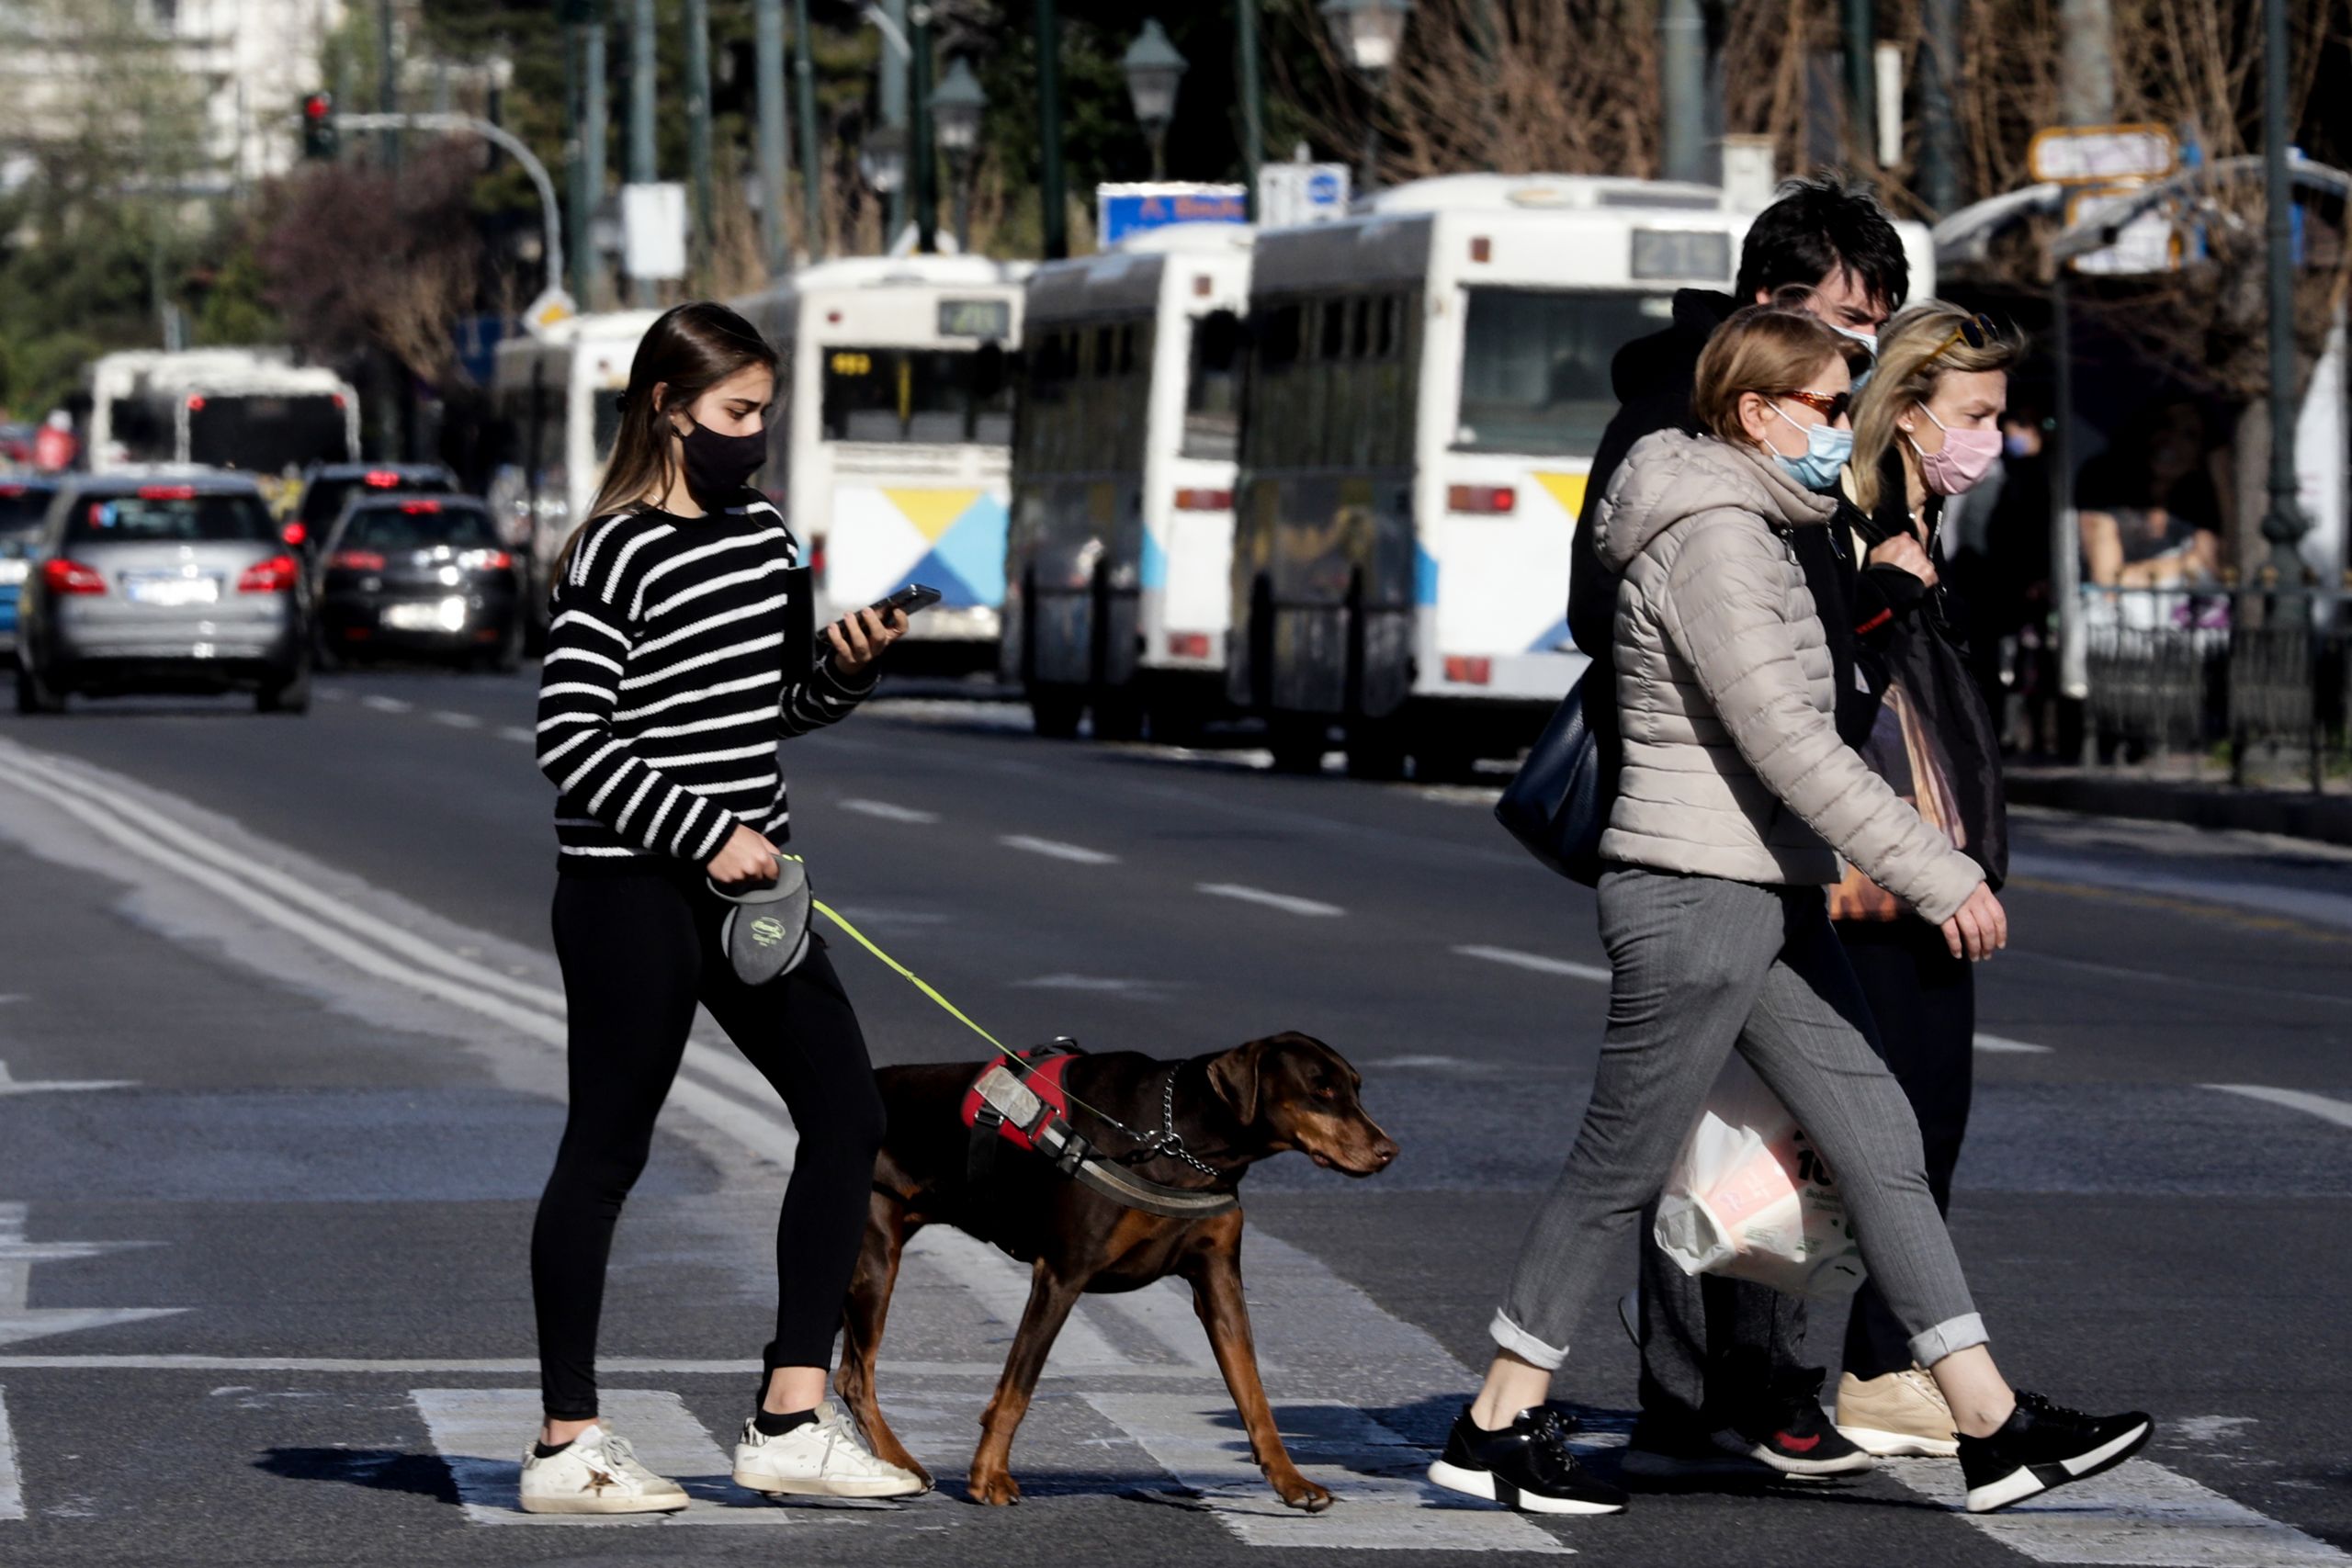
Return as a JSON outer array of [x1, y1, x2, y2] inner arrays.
[[15, 472, 311, 715]]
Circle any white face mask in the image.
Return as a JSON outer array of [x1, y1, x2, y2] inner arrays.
[[1826, 321, 1878, 356]]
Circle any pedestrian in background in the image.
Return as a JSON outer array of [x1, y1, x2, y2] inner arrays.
[[520, 301, 922, 1514], [1566, 174, 1918, 1482], [1826, 303, 2019, 1459], [1428, 304, 2152, 1519]]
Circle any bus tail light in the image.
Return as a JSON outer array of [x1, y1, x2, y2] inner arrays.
[[1447, 484, 1516, 514], [41, 558, 107, 595], [237, 554, 300, 593], [1167, 632, 1212, 660], [1174, 488, 1232, 512], [186, 395, 207, 411], [1444, 656, 1492, 686], [1469, 236, 1492, 263]]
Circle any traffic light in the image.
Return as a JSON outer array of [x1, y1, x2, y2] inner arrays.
[[300, 92, 337, 161]]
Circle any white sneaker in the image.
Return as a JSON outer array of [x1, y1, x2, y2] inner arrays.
[[517, 1424, 691, 1515], [732, 1400, 927, 1499]]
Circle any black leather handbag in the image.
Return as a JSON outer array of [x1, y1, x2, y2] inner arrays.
[[1495, 669, 1612, 886]]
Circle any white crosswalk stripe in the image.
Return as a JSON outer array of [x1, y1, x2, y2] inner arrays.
[[1087, 1393, 1569, 1553], [413, 1388, 771, 1526], [0, 1385, 21, 1522], [1885, 1455, 2352, 1565]]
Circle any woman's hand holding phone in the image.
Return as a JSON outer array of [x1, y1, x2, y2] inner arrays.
[[707, 824, 783, 886], [825, 605, 909, 675]]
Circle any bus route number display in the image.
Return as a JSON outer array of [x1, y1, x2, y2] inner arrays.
[[1629, 229, 1733, 283], [830, 351, 874, 377], [937, 299, 1012, 340]]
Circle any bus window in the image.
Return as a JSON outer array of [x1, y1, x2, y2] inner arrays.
[[821, 347, 1009, 446], [110, 398, 174, 464], [591, 389, 624, 464], [1182, 310, 1242, 462], [1454, 288, 1661, 457], [187, 394, 351, 470], [972, 343, 1013, 446]]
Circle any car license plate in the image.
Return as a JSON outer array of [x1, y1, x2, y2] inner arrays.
[[383, 600, 460, 631], [124, 572, 220, 606]]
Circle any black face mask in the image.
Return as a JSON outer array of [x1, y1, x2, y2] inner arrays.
[[678, 419, 766, 500]]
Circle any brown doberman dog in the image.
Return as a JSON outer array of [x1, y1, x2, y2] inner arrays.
[[836, 1032, 1398, 1511]]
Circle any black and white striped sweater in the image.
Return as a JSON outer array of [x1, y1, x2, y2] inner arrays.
[[535, 489, 875, 874]]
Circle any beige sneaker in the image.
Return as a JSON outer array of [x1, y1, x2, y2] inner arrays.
[[517, 1424, 691, 1515], [1836, 1367, 1960, 1458]]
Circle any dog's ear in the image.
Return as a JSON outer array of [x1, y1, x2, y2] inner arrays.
[[1207, 1039, 1270, 1126]]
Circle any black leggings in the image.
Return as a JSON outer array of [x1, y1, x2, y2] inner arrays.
[[532, 871, 886, 1422], [1838, 917, 1975, 1382]]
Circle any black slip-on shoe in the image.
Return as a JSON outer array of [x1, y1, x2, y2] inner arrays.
[[1714, 1374, 1875, 1477], [1427, 1404, 1628, 1516], [1958, 1392, 2154, 1514]]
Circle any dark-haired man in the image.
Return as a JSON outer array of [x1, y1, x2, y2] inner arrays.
[[1566, 173, 1917, 1483]]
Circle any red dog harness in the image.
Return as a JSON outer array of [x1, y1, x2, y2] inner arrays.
[[958, 1043, 1239, 1219]]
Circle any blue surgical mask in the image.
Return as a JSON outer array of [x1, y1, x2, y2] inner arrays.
[[1768, 402, 1854, 491]]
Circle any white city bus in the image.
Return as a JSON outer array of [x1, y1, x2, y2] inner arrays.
[[1227, 175, 1767, 777], [87, 348, 361, 489], [734, 255, 1028, 662], [1003, 223, 1252, 739], [486, 309, 664, 641]]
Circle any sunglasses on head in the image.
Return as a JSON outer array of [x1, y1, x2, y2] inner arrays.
[[1777, 388, 1853, 423], [1921, 312, 2000, 372]]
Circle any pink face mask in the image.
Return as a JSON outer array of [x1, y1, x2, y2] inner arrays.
[[1911, 405, 2003, 495]]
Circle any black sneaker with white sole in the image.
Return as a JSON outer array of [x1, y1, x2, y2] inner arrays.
[[1715, 1373, 1875, 1477], [1427, 1404, 1627, 1516], [1958, 1392, 2153, 1514]]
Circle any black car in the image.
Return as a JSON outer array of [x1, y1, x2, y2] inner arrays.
[[314, 493, 522, 671], [289, 462, 456, 554]]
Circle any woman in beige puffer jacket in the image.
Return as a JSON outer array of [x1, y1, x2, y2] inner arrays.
[[1434, 305, 2153, 1522]]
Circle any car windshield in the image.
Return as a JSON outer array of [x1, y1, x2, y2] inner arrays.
[[69, 491, 274, 545], [300, 470, 451, 533], [1455, 288, 1671, 457], [341, 504, 499, 552], [0, 484, 53, 537], [187, 393, 352, 471], [820, 346, 1012, 446]]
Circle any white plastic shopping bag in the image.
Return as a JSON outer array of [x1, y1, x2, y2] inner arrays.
[[1653, 1055, 1866, 1299]]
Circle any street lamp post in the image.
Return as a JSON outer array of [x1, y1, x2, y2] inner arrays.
[[930, 58, 986, 254], [1121, 20, 1186, 182], [1318, 0, 1411, 194]]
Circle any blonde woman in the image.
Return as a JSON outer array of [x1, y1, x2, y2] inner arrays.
[[1821, 303, 2018, 1460]]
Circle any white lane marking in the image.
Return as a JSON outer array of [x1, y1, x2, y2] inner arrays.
[[1000, 834, 1119, 865], [413, 1388, 761, 1525], [1197, 883, 1343, 918], [0, 1060, 136, 1097], [1885, 1455, 2352, 1564], [1453, 944, 1610, 984], [359, 694, 413, 714], [1006, 975, 1182, 1000], [2010, 848, 2352, 936], [2206, 1083, 2352, 1132], [0, 1203, 181, 1349], [432, 710, 482, 730], [1086, 1394, 1567, 1554], [1973, 1034, 2055, 1055], [838, 798, 941, 825], [498, 725, 535, 744], [0, 1386, 18, 1522]]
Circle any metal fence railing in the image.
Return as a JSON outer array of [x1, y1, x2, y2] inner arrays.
[[2074, 586, 2349, 785]]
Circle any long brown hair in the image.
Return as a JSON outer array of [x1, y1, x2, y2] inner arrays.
[[555, 300, 777, 581], [1848, 303, 2020, 513]]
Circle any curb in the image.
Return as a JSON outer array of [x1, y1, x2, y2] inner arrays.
[[2003, 769, 2352, 849]]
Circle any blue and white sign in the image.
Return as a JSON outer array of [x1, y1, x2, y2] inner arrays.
[[1256, 162, 1351, 230], [1095, 182, 1249, 246]]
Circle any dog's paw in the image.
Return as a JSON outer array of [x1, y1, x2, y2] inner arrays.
[[967, 1468, 1023, 1506], [1273, 1473, 1334, 1512]]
